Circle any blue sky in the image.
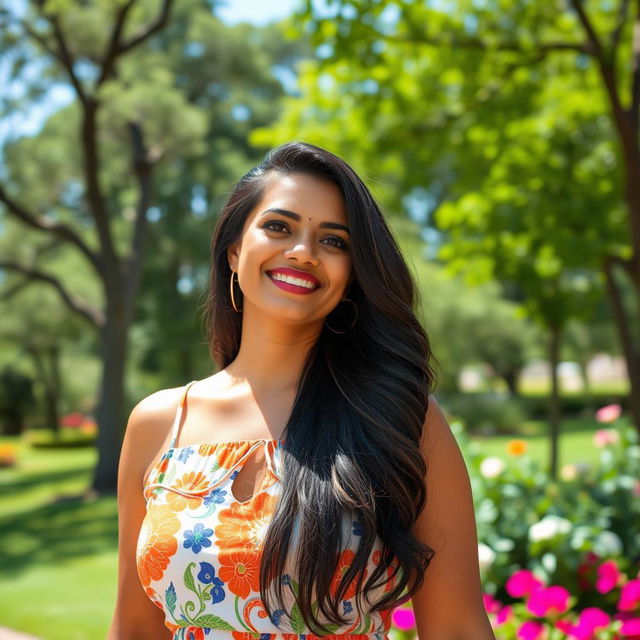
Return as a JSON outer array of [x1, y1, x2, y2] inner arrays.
[[216, 0, 302, 25], [0, 0, 306, 142]]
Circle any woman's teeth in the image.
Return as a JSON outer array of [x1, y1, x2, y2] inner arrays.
[[269, 272, 317, 289]]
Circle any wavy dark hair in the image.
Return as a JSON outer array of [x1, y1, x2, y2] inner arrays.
[[202, 141, 438, 634]]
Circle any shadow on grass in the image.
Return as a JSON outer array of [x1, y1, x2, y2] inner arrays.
[[0, 493, 118, 575], [0, 467, 92, 498]]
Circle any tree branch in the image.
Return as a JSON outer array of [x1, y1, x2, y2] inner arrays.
[[36, 5, 88, 104], [118, 0, 174, 55], [0, 183, 104, 277], [380, 30, 589, 56], [0, 260, 104, 327], [611, 0, 630, 55], [631, 0, 640, 134], [95, 0, 136, 88], [124, 122, 152, 308], [569, 0, 632, 139], [568, 0, 606, 60]]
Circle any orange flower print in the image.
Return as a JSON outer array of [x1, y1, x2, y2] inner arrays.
[[165, 471, 210, 511], [218, 547, 261, 598], [330, 550, 368, 600], [137, 503, 180, 586], [216, 492, 278, 550], [145, 586, 164, 610]]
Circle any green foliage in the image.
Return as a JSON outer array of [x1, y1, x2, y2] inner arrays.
[[455, 416, 640, 603]]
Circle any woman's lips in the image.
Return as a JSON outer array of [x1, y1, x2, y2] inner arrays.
[[267, 272, 319, 295]]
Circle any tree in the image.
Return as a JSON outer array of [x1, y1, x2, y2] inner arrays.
[[0, 0, 200, 492], [254, 1, 640, 443]]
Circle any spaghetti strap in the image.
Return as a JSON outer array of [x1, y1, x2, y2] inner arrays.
[[168, 379, 198, 451]]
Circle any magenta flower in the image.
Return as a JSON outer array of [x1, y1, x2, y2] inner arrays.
[[526, 585, 571, 617], [619, 616, 640, 636], [596, 559, 622, 594], [483, 592, 502, 614], [562, 608, 611, 639], [506, 569, 545, 598], [391, 606, 416, 631], [517, 620, 546, 640], [496, 605, 513, 626], [619, 579, 640, 611], [595, 404, 622, 423]]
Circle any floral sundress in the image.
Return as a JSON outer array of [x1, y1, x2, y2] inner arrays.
[[136, 380, 402, 640]]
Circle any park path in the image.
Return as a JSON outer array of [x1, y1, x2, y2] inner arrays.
[[0, 628, 41, 640]]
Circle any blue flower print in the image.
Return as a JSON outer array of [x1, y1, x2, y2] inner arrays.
[[203, 488, 227, 507], [352, 520, 363, 536], [177, 447, 194, 463], [269, 608, 286, 627], [260, 635, 272, 640], [197, 561, 225, 604], [197, 562, 216, 583], [230, 469, 240, 480], [183, 522, 213, 554], [343, 600, 353, 615], [280, 573, 291, 586]]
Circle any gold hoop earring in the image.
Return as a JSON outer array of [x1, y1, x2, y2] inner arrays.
[[230, 270, 242, 312], [325, 298, 358, 334]]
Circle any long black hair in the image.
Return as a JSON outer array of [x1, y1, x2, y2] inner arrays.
[[202, 141, 438, 634]]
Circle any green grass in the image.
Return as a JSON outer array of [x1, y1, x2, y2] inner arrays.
[[0, 438, 117, 640], [468, 416, 605, 470], [0, 408, 619, 639]]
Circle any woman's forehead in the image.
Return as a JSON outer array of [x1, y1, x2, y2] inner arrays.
[[249, 173, 347, 225]]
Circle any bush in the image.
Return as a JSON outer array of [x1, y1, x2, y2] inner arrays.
[[26, 426, 96, 449], [440, 391, 528, 435]]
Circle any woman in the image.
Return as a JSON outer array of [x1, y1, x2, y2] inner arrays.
[[108, 142, 495, 640]]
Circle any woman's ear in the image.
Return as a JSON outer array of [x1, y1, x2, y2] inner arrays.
[[227, 242, 239, 272]]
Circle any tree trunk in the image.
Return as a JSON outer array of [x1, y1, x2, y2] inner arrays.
[[91, 296, 130, 494], [604, 257, 640, 436], [27, 342, 61, 434], [548, 326, 562, 481]]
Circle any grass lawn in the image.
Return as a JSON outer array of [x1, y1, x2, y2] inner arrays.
[[467, 416, 606, 471], [0, 410, 613, 639], [0, 439, 117, 640]]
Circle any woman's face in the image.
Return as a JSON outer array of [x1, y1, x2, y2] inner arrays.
[[228, 172, 353, 325]]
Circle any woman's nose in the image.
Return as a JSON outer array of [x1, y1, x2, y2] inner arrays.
[[284, 237, 318, 263]]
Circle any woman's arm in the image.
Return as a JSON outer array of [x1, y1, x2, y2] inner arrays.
[[410, 395, 496, 640], [107, 394, 176, 640]]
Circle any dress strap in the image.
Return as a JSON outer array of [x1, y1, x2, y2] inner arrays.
[[168, 380, 198, 451]]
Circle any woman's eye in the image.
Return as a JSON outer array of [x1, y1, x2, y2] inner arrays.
[[324, 237, 348, 250], [263, 220, 289, 233], [263, 220, 348, 250]]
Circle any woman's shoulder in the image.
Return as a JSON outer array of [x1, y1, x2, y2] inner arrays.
[[122, 383, 189, 466]]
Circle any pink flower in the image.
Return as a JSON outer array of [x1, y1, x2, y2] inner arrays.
[[555, 619, 574, 635], [483, 593, 502, 614], [597, 559, 622, 594], [563, 608, 611, 639], [619, 580, 640, 611], [595, 403, 622, 423], [526, 585, 571, 617], [620, 617, 640, 636], [633, 479, 640, 497], [593, 429, 619, 448], [506, 569, 545, 598], [517, 620, 546, 640], [496, 605, 513, 625], [391, 606, 416, 631]]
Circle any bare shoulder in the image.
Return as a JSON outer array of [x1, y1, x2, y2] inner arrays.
[[419, 393, 456, 456], [121, 384, 187, 484]]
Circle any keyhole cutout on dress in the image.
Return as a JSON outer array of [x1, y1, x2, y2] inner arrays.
[[230, 446, 269, 504]]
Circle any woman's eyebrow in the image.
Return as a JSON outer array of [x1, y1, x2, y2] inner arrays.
[[260, 207, 350, 235]]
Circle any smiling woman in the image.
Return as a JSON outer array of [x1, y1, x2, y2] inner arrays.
[[108, 141, 495, 640]]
